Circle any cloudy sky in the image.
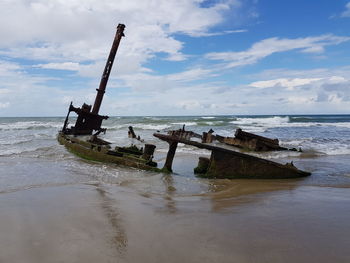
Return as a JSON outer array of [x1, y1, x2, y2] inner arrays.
[[0, 0, 349, 116]]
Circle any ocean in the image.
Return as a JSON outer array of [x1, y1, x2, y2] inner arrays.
[[1, 114, 349, 191], [0, 115, 350, 262]]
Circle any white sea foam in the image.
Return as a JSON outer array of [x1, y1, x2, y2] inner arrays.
[[171, 122, 197, 126], [134, 124, 172, 130], [231, 116, 290, 126], [330, 122, 350, 128], [281, 138, 350, 156], [291, 116, 312, 120], [0, 121, 62, 131], [105, 123, 171, 131], [0, 137, 32, 146], [309, 142, 350, 156], [229, 116, 289, 132], [250, 150, 302, 159], [157, 146, 211, 155], [281, 122, 350, 129], [201, 116, 215, 119], [279, 139, 311, 147], [230, 116, 350, 132], [324, 147, 350, 155], [0, 145, 47, 156], [203, 121, 224, 126]]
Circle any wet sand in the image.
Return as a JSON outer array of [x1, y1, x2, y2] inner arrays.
[[0, 181, 349, 263]]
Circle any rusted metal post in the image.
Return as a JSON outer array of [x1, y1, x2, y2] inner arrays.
[[142, 144, 156, 160], [163, 141, 178, 172], [92, 24, 125, 115], [202, 132, 213, 143], [128, 126, 136, 138], [194, 157, 210, 174], [62, 101, 72, 132]]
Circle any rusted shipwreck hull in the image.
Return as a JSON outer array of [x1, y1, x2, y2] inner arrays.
[[203, 128, 298, 152], [58, 24, 159, 172], [154, 131, 310, 179], [58, 132, 159, 172]]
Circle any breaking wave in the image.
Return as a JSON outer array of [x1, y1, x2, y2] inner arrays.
[[0, 121, 62, 131], [231, 116, 290, 125], [230, 116, 350, 132], [171, 122, 198, 126], [201, 121, 224, 126], [0, 144, 59, 157], [105, 123, 172, 131], [0, 137, 33, 146], [277, 137, 350, 156]]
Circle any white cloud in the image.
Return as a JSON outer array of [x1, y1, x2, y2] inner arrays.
[[244, 69, 350, 112], [0, 59, 95, 116], [168, 68, 217, 82], [0, 0, 246, 116], [177, 100, 201, 110], [0, 102, 10, 109], [341, 2, 350, 17], [249, 67, 350, 80], [166, 53, 188, 62], [100, 66, 350, 115], [0, 0, 237, 67], [300, 46, 325, 54], [0, 1, 349, 116], [0, 61, 22, 76], [249, 78, 322, 90], [0, 0, 243, 103], [189, 29, 247, 37], [205, 35, 350, 68], [286, 96, 315, 105], [35, 62, 80, 71], [329, 94, 344, 103], [327, 76, 347, 83]]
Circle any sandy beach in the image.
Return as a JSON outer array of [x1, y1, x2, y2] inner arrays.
[[0, 180, 349, 263]]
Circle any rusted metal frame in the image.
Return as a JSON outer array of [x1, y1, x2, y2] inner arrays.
[[63, 24, 125, 135], [163, 141, 178, 172], [234, 128, 279, 145], [92, 24, 125, 115], [153, 132, 310, 178]]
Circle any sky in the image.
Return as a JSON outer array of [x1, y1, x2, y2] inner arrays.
[[0, 0, 350, 117]]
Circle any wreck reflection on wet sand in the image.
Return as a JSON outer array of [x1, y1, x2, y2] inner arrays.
[[0, 149, 349, 263]]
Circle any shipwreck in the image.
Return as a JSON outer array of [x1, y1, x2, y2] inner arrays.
[[202, 128, 300, 152], [154, 128, 310, 179], [58, 24, 159, 172], [58, 23, 311, 179]]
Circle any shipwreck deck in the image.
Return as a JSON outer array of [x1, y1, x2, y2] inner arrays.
[[58, 132, 159, 172], [154, 132, 311, 179]]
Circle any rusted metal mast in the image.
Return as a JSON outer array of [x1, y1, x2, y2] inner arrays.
[[92, 23, 125, 114], [62, 24, 125, 135]]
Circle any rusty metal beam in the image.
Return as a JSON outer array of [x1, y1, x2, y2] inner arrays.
[[92, 24, 125, 115]]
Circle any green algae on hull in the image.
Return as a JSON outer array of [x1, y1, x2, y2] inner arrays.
[[57, 132, 161, 172]]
